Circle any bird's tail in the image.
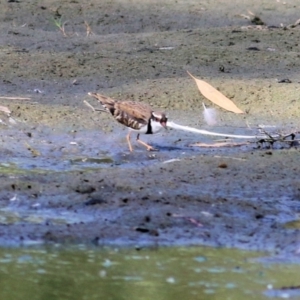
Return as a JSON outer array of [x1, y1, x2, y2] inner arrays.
[[88, 92, 116, 114]]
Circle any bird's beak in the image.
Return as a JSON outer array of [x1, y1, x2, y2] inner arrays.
[[161, 121, 167, 129]]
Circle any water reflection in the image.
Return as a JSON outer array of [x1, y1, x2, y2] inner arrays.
[[0, 246, 299, 300]]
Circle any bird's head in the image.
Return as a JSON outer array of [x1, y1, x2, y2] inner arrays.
[[151, 112, 168, 128]]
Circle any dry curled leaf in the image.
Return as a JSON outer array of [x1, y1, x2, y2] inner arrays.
[[187, 71, 244, 114]]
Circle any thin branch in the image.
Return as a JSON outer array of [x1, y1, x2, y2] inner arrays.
[[84, 21, 94, 37], [0, 96, 31, 100], [83, 100, 108, 113], [214, 155, 247, 161], [191, 141, 249, 148], [255, 129, 298, 148]]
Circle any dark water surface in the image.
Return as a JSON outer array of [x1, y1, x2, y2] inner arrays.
[[0, 245, 300, 300]]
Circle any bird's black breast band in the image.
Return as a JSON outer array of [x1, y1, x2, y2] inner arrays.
[[146, 118, 153, 134]]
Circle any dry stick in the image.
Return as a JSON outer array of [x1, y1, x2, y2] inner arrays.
[[287, 18, 300, 29], [83, 100, 96, 112], [83, 100, 108, 113], [190, 141, 249, 148], [0, 96, 31, 100], [84, 21, 94, 37], [24, 142, 40, 157], [257, 128, 298, 146], [214, 155, 247, 161], [172, 214, 203, 227]]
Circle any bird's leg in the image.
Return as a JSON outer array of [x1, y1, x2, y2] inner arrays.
[[126, 131, 133, 152], [136, 134, 158, 151]]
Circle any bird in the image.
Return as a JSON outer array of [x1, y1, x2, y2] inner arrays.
[[88, 92, 168, 152]]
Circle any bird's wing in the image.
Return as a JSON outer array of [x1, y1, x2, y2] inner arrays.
[[88, 93, 153, 130], [114, 101, 152, 126]]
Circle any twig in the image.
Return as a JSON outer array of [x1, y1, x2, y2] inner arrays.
[[24, 142, 40, 157], [255, 128, 298, 148], [84, 21, 94, 37], [83, 100, 96, 112], [0, 96, 31, 100], [287, 18, 300, 29], [83, 100, 108, 113], [214, 155, 247, 161], [190, 141, 249, 148], [172, 214, 203, 227]]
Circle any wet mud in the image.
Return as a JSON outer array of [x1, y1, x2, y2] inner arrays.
[[0, 0, 300, 255]]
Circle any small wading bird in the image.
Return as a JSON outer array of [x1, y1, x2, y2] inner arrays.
[[88, 93, 168, 152]]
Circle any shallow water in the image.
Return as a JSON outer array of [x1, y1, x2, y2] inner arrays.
[[0, 245, 300, 300], [0, 124, 262, 173]]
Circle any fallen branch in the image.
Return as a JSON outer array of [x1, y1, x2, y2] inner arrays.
[[256, 128, 298, 148], [0, 96, 31, 100], [190, 141, 249, 148]]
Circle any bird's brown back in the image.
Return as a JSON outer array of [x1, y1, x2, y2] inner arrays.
[[88, 93, 152, 130]]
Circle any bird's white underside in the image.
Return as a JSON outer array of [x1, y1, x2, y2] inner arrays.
[[131, 120, 165, 134]]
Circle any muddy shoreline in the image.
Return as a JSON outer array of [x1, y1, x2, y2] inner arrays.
[[0, 0, 300, 255]]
